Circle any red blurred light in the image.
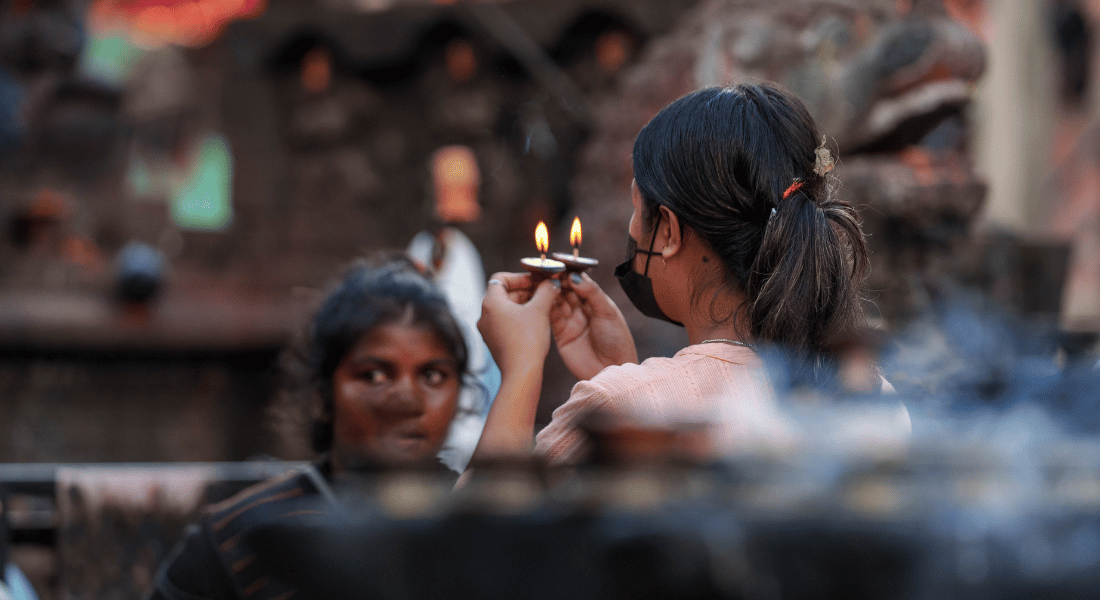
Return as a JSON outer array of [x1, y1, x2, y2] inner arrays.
[[173, 2, 215, 46], [132, 5, 177, 48], [93, 0, 266, 47]]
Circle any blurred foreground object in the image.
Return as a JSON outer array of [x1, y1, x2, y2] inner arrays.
[[244, 436, 1100, 600], [0, 462, 305, 600], [4, 348, 1100, 600]]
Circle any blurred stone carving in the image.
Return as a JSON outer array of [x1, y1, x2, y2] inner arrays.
[[570, 0, 989, 343]]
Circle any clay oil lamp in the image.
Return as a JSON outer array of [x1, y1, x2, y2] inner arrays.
[[551, 216, 598, 274]]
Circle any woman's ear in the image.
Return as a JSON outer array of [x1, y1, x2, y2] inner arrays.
[[659, 206, 682, 258]]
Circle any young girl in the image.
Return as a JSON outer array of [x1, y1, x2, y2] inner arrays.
[[150, 256, 470, 600]]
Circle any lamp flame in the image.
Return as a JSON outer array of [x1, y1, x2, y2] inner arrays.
[[570, 216, 582, 249], [535, 221, 549, 255]]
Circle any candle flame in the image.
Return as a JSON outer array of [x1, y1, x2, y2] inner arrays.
[[535, 221, 549, 254], [570, 216, 582, 248]]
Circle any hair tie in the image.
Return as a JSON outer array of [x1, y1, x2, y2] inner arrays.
[[782, 180, 803, 200]]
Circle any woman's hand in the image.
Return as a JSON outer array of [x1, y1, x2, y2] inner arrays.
[[470, 273, 560, 464], [477, 272, 561, 375], [551, 272, 638, 381]]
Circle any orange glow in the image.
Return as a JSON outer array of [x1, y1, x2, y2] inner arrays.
[[431, 145, 481, 223], [132, 5, 177, 49], [445, 39, 477, 84], [237, 0, 266, 20], [173, 1, 215, 46], [93, 0, 266, 47], [301, 46, 332, 93], [435, 146, 477, 185], [569, 216, 582, 249], [29, 189, 74, 221], [204, 0, 246, 20], [535, 221, 549, 255], [61, 236, 105, 271], [594, 30, 632, 75]]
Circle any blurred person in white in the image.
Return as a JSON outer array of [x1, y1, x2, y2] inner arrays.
[[407, 145, 501, 473], [407, 226, 498, 472]]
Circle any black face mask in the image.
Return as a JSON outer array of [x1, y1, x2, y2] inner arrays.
[[614, 213, 683, 327]]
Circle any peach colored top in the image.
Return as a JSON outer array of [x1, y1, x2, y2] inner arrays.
[[534, 342, 910, 465]]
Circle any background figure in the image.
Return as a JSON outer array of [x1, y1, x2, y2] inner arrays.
[[2, 563, 34, 600], [407, 226, 499, 472], [150, 255, 468, 600], [406, 143, 500, 472]]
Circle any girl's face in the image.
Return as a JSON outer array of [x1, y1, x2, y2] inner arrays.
[[329, 321, 460, 470]]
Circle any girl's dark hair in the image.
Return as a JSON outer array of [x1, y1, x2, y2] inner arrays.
[[280, 254, 469, 455], [632, 82, 869, 370]]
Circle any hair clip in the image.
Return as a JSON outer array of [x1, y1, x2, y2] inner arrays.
[[814, 135, 835, 176], [782, 180, 803, 200]]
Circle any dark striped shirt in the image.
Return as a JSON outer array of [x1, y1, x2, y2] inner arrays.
[[148, 465, 333, 600]]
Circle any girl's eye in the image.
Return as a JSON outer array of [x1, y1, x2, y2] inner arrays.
[[422, 369, 447, 386], [362, 369, 387, 384]]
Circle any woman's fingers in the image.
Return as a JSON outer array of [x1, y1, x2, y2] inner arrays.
[[487, 271, 532, 291], [527, 278, 562, 311], [560, 286, 583, 311], [551, 291, 576, 319], [564, 272, 613, 316], [564, 271, 600, 299], [478, 274, 561, 376], [486, 272, 561, 307], [480, 273, 559, 325], [486, 272, 536, 303]]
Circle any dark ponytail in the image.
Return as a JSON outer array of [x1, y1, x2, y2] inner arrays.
[[632, 82, 869, 367], [747, 178, 869, 362]]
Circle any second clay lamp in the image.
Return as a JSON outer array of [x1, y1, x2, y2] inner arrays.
[[552, 216, 598, 274]]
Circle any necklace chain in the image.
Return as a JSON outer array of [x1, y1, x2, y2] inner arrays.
[[699, 338, 756, 350]]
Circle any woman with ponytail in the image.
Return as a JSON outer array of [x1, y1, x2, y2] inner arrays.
[[473, 82, 909, 465]]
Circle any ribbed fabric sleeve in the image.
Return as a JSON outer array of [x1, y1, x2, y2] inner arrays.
[[535, 343, 910, 465]]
